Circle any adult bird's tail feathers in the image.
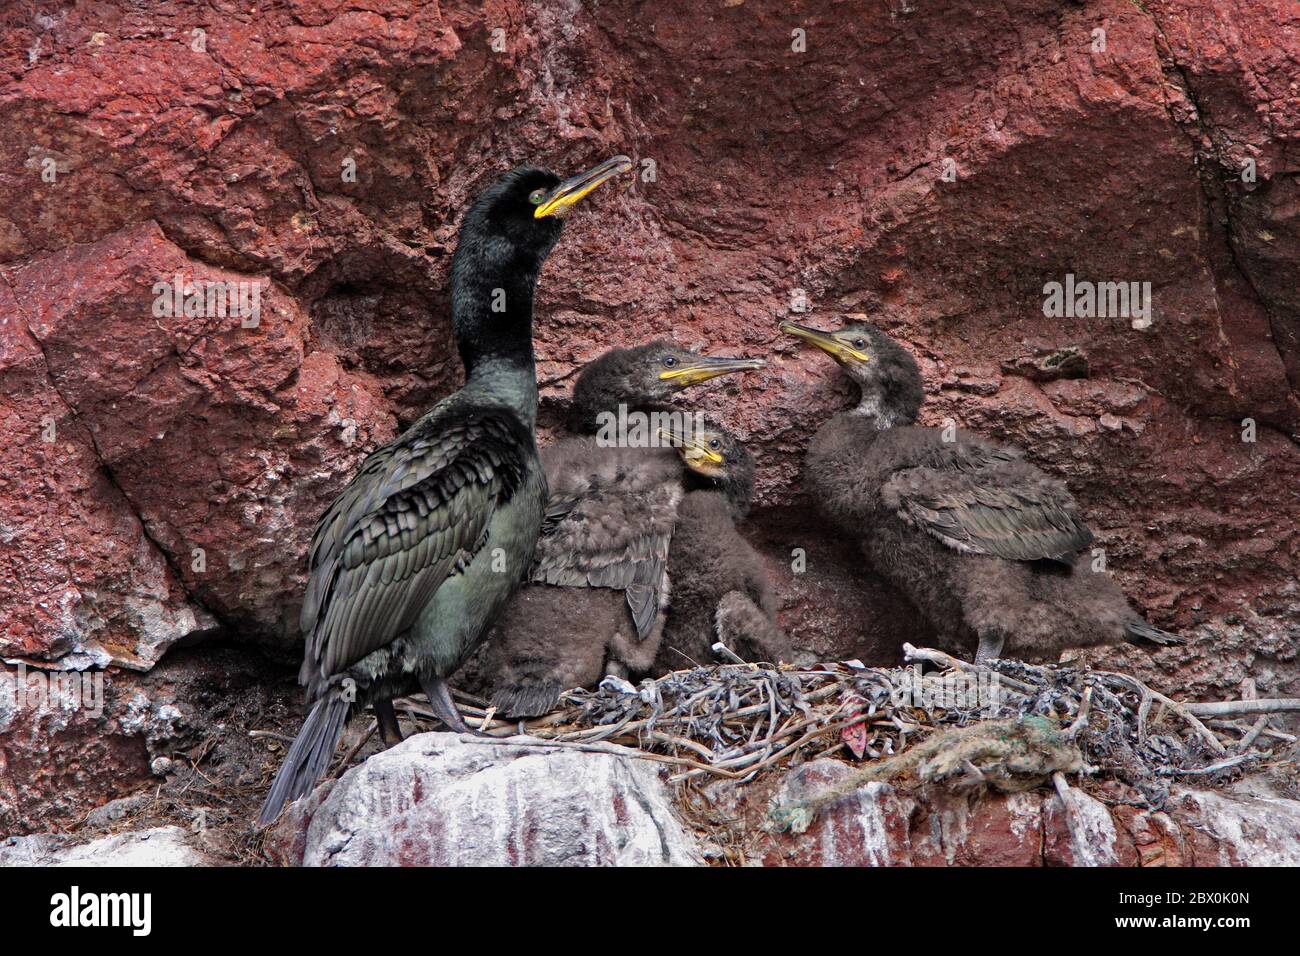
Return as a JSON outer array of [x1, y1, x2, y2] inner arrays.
[[490, 680, 564, 719], [1124, 618, 1185, 648], [257, 689, 350, 827]]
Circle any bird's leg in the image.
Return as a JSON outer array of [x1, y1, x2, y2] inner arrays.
[[975, 632, 1005, 663], [374, 698, 405, 748], [420, 675, 481, 736]]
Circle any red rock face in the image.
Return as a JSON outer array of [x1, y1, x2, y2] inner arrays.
[[747, 759, 1300, 867], [1, 1, 1296, 705]]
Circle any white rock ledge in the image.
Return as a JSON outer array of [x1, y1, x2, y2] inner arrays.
[[0, 826, 213, 867], [278, 733, 703, 867]]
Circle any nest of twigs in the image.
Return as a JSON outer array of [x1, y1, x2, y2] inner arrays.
[[376, 644, 1299, 814]]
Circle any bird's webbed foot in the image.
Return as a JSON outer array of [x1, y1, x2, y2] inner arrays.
[[420, 675, 485, 736]]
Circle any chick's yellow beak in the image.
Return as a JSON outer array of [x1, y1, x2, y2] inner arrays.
[[657, 428, 724, 466], [534, 155, 634, 219], [658, 356, 766, 386], [779, 320, 871, 365]]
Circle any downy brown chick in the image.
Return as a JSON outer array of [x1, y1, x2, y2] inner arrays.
[[478, 343, 766, 716], [652, 423, 790, 673], [782, 320, 1183, 664]]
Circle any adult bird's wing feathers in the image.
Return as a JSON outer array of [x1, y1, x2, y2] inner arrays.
[[299, 409, 531, 687], [529, 440, 680, 641], [882, 443, 1093, 563]]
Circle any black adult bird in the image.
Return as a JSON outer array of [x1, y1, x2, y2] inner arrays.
[[478, 343, 766, 716], [652, 423, 790, 672], [781, 320, 1183, 663], [258, 156, 632, 824]]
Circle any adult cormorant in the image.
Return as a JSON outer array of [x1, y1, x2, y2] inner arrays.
[[478, 343, 765, 716], [653, 424, 790, 672], [781, 320, 1183, 663], [258, 155, 632, 824]]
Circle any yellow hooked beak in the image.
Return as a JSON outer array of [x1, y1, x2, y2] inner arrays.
[[658, 355, 766, 387], [534, 155, 634, 219], [780, 321, 871, 365], [657, 427, 724, 467]]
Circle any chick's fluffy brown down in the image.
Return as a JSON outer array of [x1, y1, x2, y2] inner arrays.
[[653, 489, 790, 672], [475, 438, 682, 716], [801, 325, 1180, 662]]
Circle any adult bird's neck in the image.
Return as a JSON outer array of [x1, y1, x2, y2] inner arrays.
[[450, 258, 541, 429]]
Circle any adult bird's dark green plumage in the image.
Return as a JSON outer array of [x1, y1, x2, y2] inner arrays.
[[258, 155, 632, 824], [782, 320, 1184, 664], [478, 342, 765, 716]]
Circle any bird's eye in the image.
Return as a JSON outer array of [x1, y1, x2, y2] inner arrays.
[[528, 189, 547, 205], [708, 438, 721, 449], [853, 338, 866, 349], [663, 356, 677, 368]]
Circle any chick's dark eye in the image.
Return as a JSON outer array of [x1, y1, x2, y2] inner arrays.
[[663, 356, 677, 367], [709, 439, 721, 449], [853, 338, 866, 349], [528, 189, 547, 205]]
